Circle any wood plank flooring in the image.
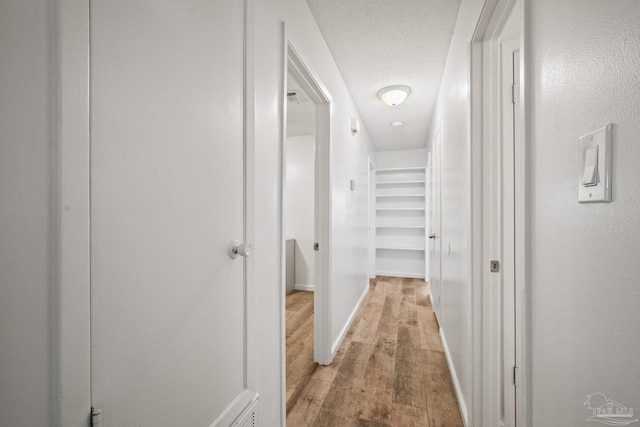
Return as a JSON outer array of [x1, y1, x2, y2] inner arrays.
[[286, 277, 463, 427], [286, 290, 317, 414]]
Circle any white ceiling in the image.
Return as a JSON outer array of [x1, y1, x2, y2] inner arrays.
[[305, 0, 461, 151]]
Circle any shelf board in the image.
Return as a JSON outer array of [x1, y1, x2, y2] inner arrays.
[[376, 180, 425, 185], [376, 246, 425, 251], [376, 167, 426, 173], [376, 225, 425, 229], [376, 207, 425, 211], [376, 194, 425, 198]]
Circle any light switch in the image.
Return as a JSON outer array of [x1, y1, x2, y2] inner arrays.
[[582, 146, 598, 186], [578, 124, 612, 203]]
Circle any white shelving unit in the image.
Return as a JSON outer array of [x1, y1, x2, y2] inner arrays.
[[375, 167, 427, 278]]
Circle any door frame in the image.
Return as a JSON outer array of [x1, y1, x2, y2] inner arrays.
[[280, 32, 333, 369], [425, 152, 431, 280], [428, 127, 442, 322], [368, 157, 376, 279], [470, 0, 528, 426], [500, 37, 520, 427]]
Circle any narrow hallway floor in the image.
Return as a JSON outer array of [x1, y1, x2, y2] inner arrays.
[[287, 276, 463, 427], [286, 290, 316, 414]]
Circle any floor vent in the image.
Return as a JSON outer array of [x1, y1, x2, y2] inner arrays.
[[232, 397, 258, 427]]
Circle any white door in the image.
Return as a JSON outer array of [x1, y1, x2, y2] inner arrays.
[[429, 134, 442, 322], [90, 1, 253, 426]]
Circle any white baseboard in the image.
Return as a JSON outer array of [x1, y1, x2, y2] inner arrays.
[[330, 282, 369, 357], [375, 271, 425, 279], [294, 284, 314, 292], [440, 328, 469, 427]]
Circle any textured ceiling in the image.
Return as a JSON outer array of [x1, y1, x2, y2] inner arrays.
[[306, 0, 461, 151]]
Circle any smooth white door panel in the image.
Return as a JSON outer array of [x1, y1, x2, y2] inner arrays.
[[90, 1, 249, 425]]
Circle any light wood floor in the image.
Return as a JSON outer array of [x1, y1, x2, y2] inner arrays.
[[286, 290, 317, 414], [286, 276, 463, 427]]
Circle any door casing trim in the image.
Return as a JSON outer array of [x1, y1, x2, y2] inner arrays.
[[470, 0, 528, 425], [280, 25, 334, 380]]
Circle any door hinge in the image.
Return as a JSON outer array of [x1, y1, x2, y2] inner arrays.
[[490, 260, 500, 273], [314, 242, 319, 251], [91, 407, 102, 426], [512, 83, 518, 104], [513, 365, 520, 387]]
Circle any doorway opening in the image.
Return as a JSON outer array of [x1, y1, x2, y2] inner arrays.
[[284, 64, 317, 414], [282, 40, 333, 416]]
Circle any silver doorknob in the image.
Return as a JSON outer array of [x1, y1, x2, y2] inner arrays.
[[228, 241, 253, 259], [428, 234, 436, 239]]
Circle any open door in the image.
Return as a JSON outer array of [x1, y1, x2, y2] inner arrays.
[[89, 1, 256, 425], [429, 131, 442, 322]]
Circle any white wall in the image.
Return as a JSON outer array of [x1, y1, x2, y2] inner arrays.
[[0, 2, 55, 425], [425, 0, 486, 423], [431, 1, 640, 426], [527, 1, 640, 425], [375, 148, 426, 169], [285, 134, 315, 288], [254, 0, 375, 424]]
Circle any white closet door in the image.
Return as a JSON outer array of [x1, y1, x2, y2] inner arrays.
[[90, 1, 250, 425]]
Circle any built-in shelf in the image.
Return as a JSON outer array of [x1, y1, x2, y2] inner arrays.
[[376, 207, 424, 211], [376, 225, 425, 229], [376, 246, 425, 251], [376, 180, 425, 185], [376, 194, 425, 198], [374, 161, 427, 279], [376, 166, 426, 173]]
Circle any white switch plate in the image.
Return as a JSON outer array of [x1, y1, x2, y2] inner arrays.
[[578, 124, 612, 203]]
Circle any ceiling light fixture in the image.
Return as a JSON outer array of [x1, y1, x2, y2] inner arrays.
[[391, 121, 404, 127], [377, 85, 411, 106]]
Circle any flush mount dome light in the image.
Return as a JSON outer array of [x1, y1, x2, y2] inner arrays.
[[377, 85, 411, 106], [391, 121, 404, 127]]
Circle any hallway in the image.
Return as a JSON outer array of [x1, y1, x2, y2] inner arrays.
[[287, 277, 462, 426], [4, 0, 640, 425]]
